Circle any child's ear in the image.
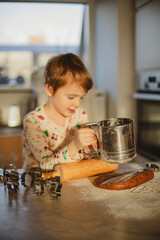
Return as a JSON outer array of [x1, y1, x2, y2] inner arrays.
[[45, 84, 53, 97]]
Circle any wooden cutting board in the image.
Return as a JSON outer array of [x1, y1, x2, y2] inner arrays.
[[89, 169, 154, 190]]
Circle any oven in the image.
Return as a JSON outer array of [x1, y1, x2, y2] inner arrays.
[[133, 71, 160, 161]]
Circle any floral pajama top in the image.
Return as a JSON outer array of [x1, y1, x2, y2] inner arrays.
[[22, 104, 88, 170]]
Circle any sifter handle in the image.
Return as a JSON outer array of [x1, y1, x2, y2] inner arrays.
[[83, 122, 100, 155]]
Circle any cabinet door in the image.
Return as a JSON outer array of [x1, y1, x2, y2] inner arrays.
[[136, 0, 160, 70], [0, 135, 23, 169]]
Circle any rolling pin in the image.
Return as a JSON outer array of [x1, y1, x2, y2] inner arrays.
[[42, 158, 118, 182]]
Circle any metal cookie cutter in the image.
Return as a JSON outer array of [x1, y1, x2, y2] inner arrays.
[[146, 163, 159, 172], [49, 176, 62, 199]]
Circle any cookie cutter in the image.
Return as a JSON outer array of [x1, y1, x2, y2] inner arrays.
[[146, 163, 159, 172]]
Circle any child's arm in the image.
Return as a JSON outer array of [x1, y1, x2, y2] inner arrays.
[[23, 123, 80, 170]]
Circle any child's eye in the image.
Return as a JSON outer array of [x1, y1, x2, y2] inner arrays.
[[68, 96, 74, 100]]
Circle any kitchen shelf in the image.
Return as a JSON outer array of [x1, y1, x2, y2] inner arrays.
[[0, 85, 35, 93]]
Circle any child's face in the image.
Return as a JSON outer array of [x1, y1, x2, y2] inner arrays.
[[50, 81, 86, 118]]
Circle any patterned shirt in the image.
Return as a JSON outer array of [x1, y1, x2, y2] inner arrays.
[[22, 104, 88, 170]]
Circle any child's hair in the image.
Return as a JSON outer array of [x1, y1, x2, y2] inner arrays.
[[44, 53, 93, 94]]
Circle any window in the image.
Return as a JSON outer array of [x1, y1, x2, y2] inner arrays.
[[0, 2, 84, 47], [0, 2, 86, 87]]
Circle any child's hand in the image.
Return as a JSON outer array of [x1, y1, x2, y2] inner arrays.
[[74, 127, 97, 151], [85, 134, 98, 152]]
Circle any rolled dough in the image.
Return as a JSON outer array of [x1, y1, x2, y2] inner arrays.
[[93, 169, 154, 190]]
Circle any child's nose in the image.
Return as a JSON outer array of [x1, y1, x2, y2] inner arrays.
[[74, 98, 81, 107]]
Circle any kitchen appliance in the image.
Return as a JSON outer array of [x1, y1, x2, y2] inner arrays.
[[133, 70, 160, 161], [84, 118, 136, 164], [8, 105, 21, 127]]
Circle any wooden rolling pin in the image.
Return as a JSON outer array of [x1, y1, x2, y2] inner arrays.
[[42, 158, 118, 182]]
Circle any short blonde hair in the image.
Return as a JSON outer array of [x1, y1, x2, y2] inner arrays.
[[44, 53, 93, 94]]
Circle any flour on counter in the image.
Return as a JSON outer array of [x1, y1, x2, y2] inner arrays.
[[69, 172, 160, 220]]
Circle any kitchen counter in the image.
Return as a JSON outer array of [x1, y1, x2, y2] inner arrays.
[[0, 155, 160, 240], [0, 127, 23, 137]]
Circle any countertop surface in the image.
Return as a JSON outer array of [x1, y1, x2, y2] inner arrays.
[[0, 127, 23, 137], [0, 155, 160, 240]]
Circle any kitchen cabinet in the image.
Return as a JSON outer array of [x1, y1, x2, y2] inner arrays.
[[0, 135, 23, 169], [135, 0, 160, 71]]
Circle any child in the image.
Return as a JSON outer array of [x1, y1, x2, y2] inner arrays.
[[22, 53, 97, 170]]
